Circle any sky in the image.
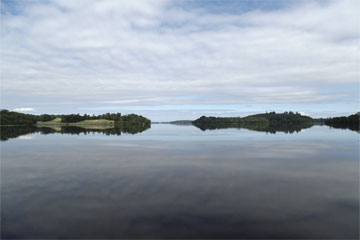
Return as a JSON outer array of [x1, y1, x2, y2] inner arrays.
[[0, 0, 359, 121]]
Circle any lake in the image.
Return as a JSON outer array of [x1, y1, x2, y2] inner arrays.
[[1, 124, 359, 239]]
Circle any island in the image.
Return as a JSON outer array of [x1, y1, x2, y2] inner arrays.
[[193, 112, 310, 133], [0, 110, 151, 139]]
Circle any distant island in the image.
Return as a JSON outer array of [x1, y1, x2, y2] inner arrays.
[[192, 111, 314, 133], [192, 111, 359, 133]]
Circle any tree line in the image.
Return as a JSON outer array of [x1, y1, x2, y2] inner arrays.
[[250, 111, 313, 126], [61, 113, 122, 123], [0, 110, 56, 126]]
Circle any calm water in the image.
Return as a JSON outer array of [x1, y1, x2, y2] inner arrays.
[[1, 124, 359, 239]]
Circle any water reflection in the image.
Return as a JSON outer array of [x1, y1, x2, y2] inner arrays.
[[1, 125, 359, 239], [326, 122, 360, 132], [0, 124, 151, 141], [2, 121, 358, 141], [0, 126, 37, 141]]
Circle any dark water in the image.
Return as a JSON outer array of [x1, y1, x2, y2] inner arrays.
[[1, 124, 359, 239]]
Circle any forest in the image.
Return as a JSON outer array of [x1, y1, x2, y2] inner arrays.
[[61, 113, 122, 123], [0, 110, 55, 126]]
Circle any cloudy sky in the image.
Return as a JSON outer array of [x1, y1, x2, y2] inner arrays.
[[1, 0, 359, 121]]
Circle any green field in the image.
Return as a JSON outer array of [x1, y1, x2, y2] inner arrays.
[[37, 118, 62, 125], [37, 118, 115, 126]]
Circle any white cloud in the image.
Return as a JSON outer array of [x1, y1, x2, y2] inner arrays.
[[0, 0, 359, 117], [13, 107, 35, 112]]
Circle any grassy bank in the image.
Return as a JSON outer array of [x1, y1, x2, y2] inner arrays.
[[37, 118, 115, 127]]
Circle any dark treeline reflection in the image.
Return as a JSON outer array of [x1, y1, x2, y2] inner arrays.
[[0, 124, 150, 141], [326, 122, 360, 132], [326, 123, 360, 132], [325, 113, 360, 132], [57, 126, 122, 135], [193, 122, 314, 134], [0, 126, 38, 141]]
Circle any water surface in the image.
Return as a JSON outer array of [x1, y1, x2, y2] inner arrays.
[[1, 124, 359, 239]]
